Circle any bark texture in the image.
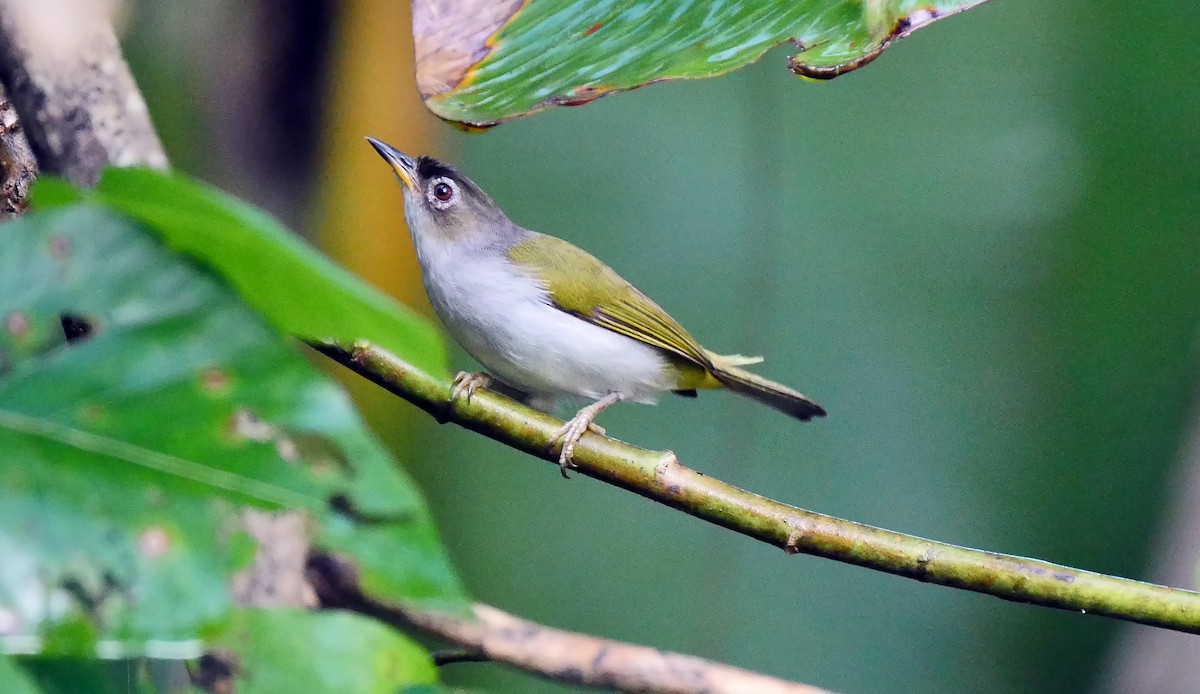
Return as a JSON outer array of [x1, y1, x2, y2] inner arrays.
[[0, 0, 166, 184], [0, 84, 35, 216]]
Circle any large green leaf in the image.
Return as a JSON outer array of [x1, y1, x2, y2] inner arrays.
[[211, 610, 435, 694], [0, 205, 464, 671], [416, 0, 989, 126], [33, 169, 446, 376]]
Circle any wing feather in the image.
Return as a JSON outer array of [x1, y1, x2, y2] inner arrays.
[[506, 234, 711, 368]]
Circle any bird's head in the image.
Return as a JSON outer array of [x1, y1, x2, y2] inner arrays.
[[367, 137, 508, 246]]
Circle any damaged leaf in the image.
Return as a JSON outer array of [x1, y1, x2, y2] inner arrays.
[[0, 206, 465, 671], [416, 0, 990, 126]]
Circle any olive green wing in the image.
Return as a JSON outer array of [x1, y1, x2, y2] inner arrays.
[[507, 234, 711, 368]]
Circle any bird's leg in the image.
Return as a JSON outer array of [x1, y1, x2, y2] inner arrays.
[[522, 393, 603, 433], [548, 392, 622, 478], [450, 371, 493, 404]]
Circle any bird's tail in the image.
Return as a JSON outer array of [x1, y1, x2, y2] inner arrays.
[[706, 352, 826, 422]]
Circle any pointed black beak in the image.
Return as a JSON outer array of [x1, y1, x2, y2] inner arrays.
[[366, 137, 417, 191]]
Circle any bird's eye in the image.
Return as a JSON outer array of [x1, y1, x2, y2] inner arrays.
[[426, 177, 459, 210]]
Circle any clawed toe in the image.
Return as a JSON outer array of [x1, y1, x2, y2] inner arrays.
[[450, 371, 492, 404], [546, 392, 622, 479], [548, 419, 586, 478]]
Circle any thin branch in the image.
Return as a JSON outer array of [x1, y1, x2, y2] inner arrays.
[[309, 554, 835, 694], [0, 0, 167, 184], [311, 339, 1200, 635]]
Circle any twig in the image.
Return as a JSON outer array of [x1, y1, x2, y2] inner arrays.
[[0, 0, 167, 184], [310, 339, 1200, 635], [309, 554, 835, 694]]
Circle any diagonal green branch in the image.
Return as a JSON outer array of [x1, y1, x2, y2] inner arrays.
[[311, 339, 1200, 636]]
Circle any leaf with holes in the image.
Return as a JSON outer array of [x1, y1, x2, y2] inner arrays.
[[32, 169, 446, 377], [416, 0, 989, 126], [0, 205, 465, 673]]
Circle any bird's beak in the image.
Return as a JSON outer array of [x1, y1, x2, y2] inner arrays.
[[366, 137, 417, 191]]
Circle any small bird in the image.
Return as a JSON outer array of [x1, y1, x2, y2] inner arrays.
[[368, 137, 824, 475]]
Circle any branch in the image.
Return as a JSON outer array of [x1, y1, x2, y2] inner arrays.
[[308, 554, 835, 694], [311, 339, 1200, 635], [0, 0, 167, 184]]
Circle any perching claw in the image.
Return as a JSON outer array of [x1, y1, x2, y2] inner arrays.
[[547, 392, 621, 478], [450, 371, 493, 404]]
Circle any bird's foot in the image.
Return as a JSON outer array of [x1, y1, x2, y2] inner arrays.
[[547, 392, 621, 478], [450, 371, 493, 404]]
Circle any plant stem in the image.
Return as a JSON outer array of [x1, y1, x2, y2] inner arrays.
[[312, 339, 1200, 635]]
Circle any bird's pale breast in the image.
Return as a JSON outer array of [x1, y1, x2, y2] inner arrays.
[[415, 237, 672, 405]]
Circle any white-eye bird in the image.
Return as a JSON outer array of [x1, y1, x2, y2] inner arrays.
[[367, 137, 825, 475]]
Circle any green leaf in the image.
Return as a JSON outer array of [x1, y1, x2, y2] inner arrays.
[[0, 656, 45, 694], [0, 205, 465, 660], [416, 0, 989, 126], [25, 178, 82, 209], [13, 658, 177, 694], [32, 169, 447, 376], [213, 610, 435, 694]]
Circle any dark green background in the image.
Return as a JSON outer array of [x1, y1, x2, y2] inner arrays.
[[127, 0, 1200, 692]]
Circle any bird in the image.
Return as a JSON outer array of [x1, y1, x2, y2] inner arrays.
[[367, 137, 824, 476]]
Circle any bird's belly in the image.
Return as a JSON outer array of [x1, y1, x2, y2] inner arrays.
[[428, 276, 670, 403]]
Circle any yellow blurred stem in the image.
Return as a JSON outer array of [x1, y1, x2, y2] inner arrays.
[[310, 0, 441, 450], [313, 0, 433, 315]]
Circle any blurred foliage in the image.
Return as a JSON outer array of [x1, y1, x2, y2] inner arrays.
[[34, 170, 446, 376], [210, 610, 436, 693], [417, 0, 988, 125], [106, 0, 1200, 692], [0, 202, 462, 690], [0, 655, 43, 694]]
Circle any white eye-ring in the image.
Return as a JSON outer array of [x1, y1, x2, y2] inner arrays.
[[427, 177, 458, 209]]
